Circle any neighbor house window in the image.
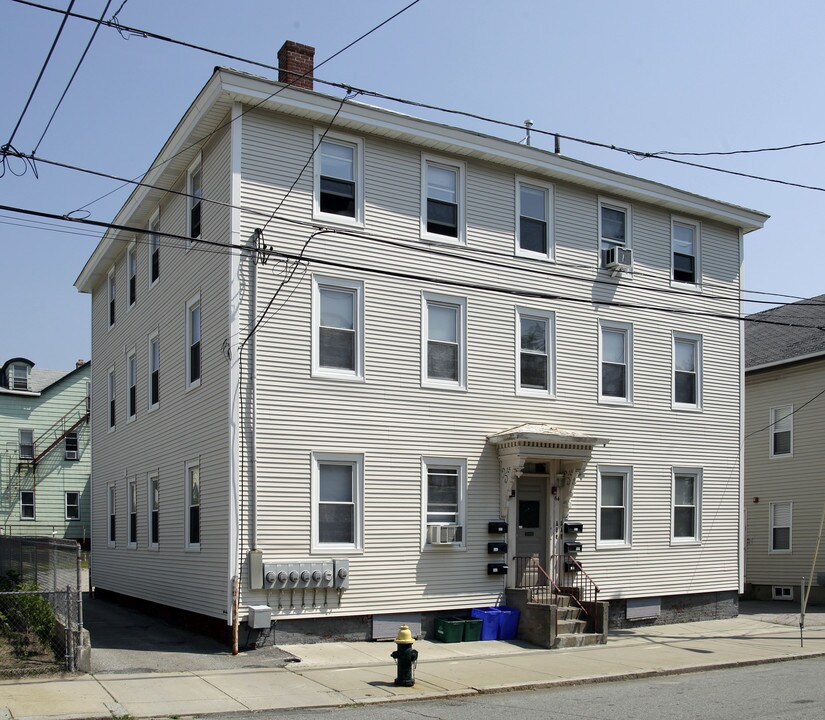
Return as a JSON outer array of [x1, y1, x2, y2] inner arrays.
[[127, 351, 137, 421], [148, 333, 159, 410], [423, 293, 467, 390], [314, 133, 363, 224], [770, 501, 792, 552], [672, 470, 701, 542], [598, 198, 631, 267], [312, 453, 363, 552], [127, 243, 137, 307], [185, 461, 201, 549], [186, 295, 201, 389], [423, 458, 466, 548], [770, 405, 793, 457], [107, 366, 116, 430], [672, 217, 700, 284], [516, 180, 553, 259], [516, 308, 554, 395], [597, 467, 632, 547], [312, 276, 364, 380], [108, 267, 116, 327], [10, 362, 30, 390], [149, 211, 160, 285], [65, 491, 80, 521], [127, 479, 137, 548], [20, 491, 35, 520], [422, 156, 464, 242], [148, 472, 159, 548], [18, 429, 34, 460], [107, 484, 116, 546], [64, 431, 79, 460], [673, 333, 701, 409], [599, 321, 632, 403], [187, 159, 202, 245]]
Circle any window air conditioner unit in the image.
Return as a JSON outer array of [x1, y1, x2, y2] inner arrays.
[[427, 524, 463, 545], [605, 246, 632, 270], [65, 451, 78, 461]]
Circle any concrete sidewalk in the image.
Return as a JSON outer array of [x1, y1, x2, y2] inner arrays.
[[3, 610, 825, 720]]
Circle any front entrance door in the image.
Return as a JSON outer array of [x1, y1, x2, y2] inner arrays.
[[516, 477, 547, 569]]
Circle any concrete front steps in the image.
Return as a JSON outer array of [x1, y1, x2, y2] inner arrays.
[[506, 588, 608, 649], [552, 594, 605, 649]]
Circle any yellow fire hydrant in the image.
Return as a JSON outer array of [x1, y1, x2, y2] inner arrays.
[[390, 624, 418, 686]]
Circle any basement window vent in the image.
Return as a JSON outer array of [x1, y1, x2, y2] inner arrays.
[[626, 597, 661, 621], [772, 586, 793, 601]]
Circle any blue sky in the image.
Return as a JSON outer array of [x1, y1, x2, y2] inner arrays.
[[2, 0, 823, 370]]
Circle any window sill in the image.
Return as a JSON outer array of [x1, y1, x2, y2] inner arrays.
[[419, 231, 465, 246], [517, 387, 556, 400], [311, 370, 366, 383], [127, 415, 136, 424], [595, 542, 632, 550], [598, 397, 633, 407], [185, 545, 201, 552], [311, 211, 364, 229], [769, 549, 792, 554], [107, 543, 116, 549], [127, 543, 137, 550], [185, 379, 202, 393], [148, 545, 159, 552], [670, 539, 701, 547], [148, 403, 159, 413], [672, 403, 702, 413], [422, 544, 467, 552], [310, 547, 363, 556], [422, 380, 468, 393], [515, 248, 554, 263], [769, 453, 793, 460], [670, 280, 702, 292]]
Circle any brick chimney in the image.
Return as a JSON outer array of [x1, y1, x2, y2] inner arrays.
[[278, 41, 315, 90], [76, 359, 86, 369]]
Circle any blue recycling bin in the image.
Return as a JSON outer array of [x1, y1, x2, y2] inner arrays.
[[496, 606, 520, 640], [470, 607, 501, 640]]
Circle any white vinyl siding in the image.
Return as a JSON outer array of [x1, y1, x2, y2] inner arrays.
[[312, 275, 364, 381], [770, 405, 793, 457], [516, 307, 555, 397], [311, 453, 364, 553], [770, 501, 792, 553]]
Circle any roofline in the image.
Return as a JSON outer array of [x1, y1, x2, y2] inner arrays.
[[39, 360, 91, 395], [76, 67, 769, 292], [746, 349, 825, 374]]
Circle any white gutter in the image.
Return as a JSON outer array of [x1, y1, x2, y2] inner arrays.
[[746, 349, 825, 374]]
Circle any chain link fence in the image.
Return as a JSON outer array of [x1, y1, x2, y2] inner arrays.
[[0, 537, 84, 675]]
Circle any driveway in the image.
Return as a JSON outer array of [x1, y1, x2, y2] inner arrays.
[[82, 592, 295, 674]]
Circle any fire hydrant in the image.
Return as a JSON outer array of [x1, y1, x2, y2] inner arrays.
[[390, 624, 418, 686]]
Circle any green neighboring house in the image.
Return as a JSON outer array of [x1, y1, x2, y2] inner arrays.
[[1, 357, 91, 546]]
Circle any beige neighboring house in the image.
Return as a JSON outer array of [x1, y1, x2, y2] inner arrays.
[[76, 41, 768, 646], [744, 294, 825, 604]]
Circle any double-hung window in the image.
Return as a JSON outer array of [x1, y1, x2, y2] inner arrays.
[[10, 362, 30, 390], [423, 293, 467, 390], [312, 453, 363, 552], [672, 217, 700, 284], [149, 211, 160, 285], [65, 431, 79, 460], [127, 479, 137, 548], [516, 180, 553, 259], [423, 458, 466, 548], [314, 132, 363, 225], [422, 156, 464, 242], [516, 308, 554, 395], [672, 469, 701, 543], [312, 276, 364, 380], [21, 490, 35, 520], [107, 366, 116, 430], [127, 351, 137, 421], [598, 198, 631, 268], [107, 484, 116, 546], [148, 472, 159, 548], [19, 429, 34, 460], [770, 501, 792, 552], [186, 295, 201, 389], [108, 267, 116, 327], [770, 406, 793, 457], [599, 321, 632, 403], [65, 491, 80, 521], [185, 461, 201, 550], [148, 333, 160, 410], [597, 467, 632, 547], [187, 159, 202, 246], [673, 333, 701, 409], [127, 243, 137, 308]]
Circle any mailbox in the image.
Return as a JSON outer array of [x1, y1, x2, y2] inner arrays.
[[487, 542, 508, 554], [564, 541, 583, 553], [563, 559, 580, 573], [487, 563, 508, 575], [563, 522, 583, 534], [488, 521, 508, 534]]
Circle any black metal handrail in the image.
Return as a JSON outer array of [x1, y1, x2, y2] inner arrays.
[[513, 554, 599, 618]]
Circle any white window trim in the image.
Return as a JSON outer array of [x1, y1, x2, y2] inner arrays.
[[20, 490, 35, 521], [769, 501, 792, 553], [596, 466, 632, 549], [311, 452, 364, 554], [671, 468, 702, 545], [671, 215, 701, 288], [515, 306, 555, 398], [107, 265, 116, 330], [185, 293, 202, 391], [18, 428, 34, 460], [515, 177, 554, 261], [421, 292, 468, 391], [148, 208, 160, 289], [185, 460, 201, 551], [598, 320, 633, 405], [598, 197, 632, 269], [420, 154, 466, 245], [64, 491, 80, 522], [421, 457, 467, 551], [672, 331, 703, 411], [107, 366, 116, 432], [126, 349, 137, 423], [127, 478, 138, 549], [107, 483, 116, 548], [186, 156, 202, 250], [312, 130, 365, 228], [148, 330, 160, 412], [126, 240, 137, 311], [769, 405, 793, 459], [311, 275, 365, 381], [148, 471, 159, 550]]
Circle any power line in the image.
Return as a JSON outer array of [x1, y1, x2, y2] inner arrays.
[[653, 139, 825, 158], [745, 387, 825, 440]]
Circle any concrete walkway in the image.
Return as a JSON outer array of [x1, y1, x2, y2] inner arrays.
[[2, 604, 825, 719]]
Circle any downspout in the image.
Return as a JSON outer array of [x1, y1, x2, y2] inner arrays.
[[249, 234, 258, 552], [738, 227, 745, 595]]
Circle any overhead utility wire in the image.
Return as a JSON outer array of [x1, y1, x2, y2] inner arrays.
[[745, 387, 825, 439]]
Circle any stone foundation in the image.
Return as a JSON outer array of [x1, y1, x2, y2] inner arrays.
[[608, 590, 738, 629]]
